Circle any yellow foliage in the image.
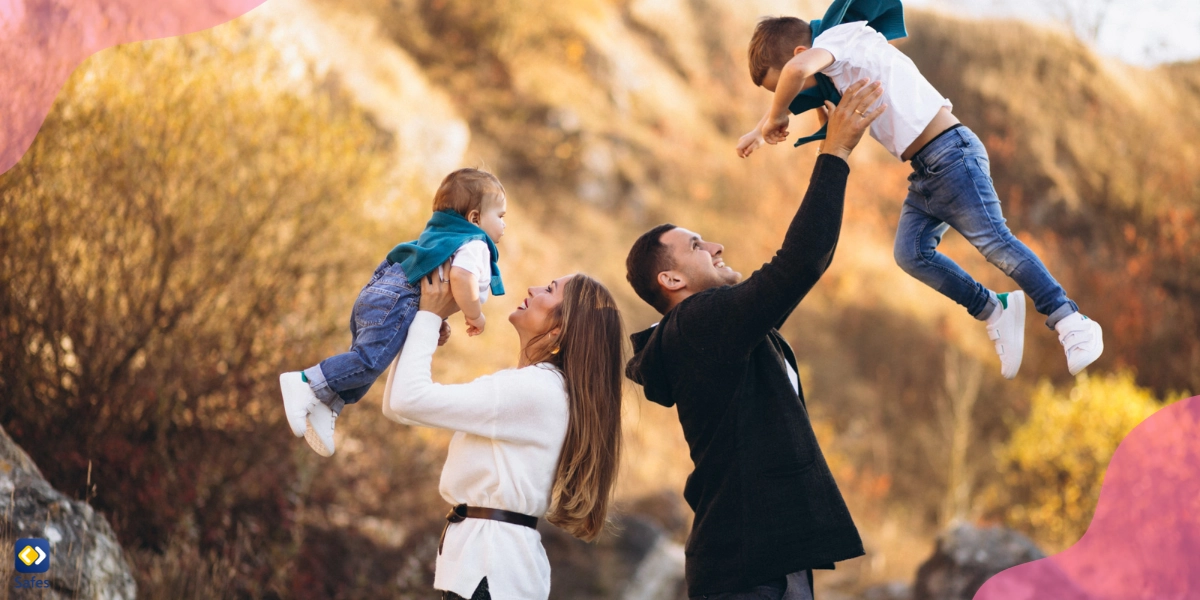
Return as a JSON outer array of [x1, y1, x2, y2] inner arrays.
[[995, 372, 1186, 549], [0, 20, 398, 570]]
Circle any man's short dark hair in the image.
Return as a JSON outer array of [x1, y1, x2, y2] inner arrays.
[[626, 224, 678, 314], [748, 17, 813, 87]]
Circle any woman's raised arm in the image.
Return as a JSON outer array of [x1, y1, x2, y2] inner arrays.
[[381, 311, 565, 443], [380, 311, 509, 438]]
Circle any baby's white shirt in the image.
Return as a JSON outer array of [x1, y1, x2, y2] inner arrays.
[[812, 21, 952, 160], [450, 239, 492, 303]]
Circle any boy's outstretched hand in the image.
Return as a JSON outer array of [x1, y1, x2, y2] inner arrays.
[[761, 113, 790, 145], [819, 79, 885, 161], [736, 129, 765, 158]]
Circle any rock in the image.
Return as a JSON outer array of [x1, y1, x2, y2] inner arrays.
[[911, 523, 1043, 600], [248, 0, 470, 195], [625, 490, 689, 541], [621, 532, 685, 600], [540, 513, 686, 600], [1, 424, 137, 600]]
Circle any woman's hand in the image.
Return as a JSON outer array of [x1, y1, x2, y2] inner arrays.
[[820, 79, 886, 161], [438, 320, 451, 346], [419, 260, 461, 320]]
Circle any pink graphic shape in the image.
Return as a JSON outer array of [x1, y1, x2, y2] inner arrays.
[[0, 0, 268, 175], [975, 395, 1200, 600]]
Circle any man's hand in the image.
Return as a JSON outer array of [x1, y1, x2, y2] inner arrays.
[[819, 79, 886, 161], [736, 129, 765, 158], [465, 313, 486, 337], [761, 113, 791, 145], [437, 320, 451, 346]]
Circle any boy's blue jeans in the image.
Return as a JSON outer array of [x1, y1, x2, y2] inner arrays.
[[304, 259, 420, 414], [894, 126, 1077, 329]]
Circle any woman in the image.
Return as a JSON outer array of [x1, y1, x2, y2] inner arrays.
[[381, 269, 624, 600]]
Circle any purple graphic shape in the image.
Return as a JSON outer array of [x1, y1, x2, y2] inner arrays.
[[975, 395, 1200, 600], [0, 0, 267, 175]]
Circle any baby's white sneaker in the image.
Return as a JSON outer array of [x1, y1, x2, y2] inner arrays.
[[986, 291, 1026, 380], [279, 372, 319, 437], [1055, 312, 1104, 376], [304, 402, 338, 457]]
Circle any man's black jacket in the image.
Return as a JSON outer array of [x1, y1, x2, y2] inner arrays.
[[626, 155, 864, 595]]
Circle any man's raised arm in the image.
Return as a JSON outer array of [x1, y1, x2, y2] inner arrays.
[[678, 80, 886, 360]]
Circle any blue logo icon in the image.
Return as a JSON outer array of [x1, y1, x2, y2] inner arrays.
[[14, 539, 50, 574]]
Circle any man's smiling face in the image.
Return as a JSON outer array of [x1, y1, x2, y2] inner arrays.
[[659, 227, 741, 293]]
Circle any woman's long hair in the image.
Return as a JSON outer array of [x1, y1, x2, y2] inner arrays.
[[528, 275, 624, 542]]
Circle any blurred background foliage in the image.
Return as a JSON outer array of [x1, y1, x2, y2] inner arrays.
[[988, 372, 1186, 550], [0, 0, 1197, 597]]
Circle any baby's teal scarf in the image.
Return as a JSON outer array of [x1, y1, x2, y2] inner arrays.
[[387, 209, 505, 296]]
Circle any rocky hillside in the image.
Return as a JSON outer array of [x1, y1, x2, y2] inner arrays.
[[251, 0, 1200, 393], [1, 424, 136, 600], [257, 0, 1200, 492], [240, 0, 1200, 589]]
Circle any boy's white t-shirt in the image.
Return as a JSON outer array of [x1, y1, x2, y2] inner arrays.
[[450, 239, 493, 303], [812, 21, 952, 160]]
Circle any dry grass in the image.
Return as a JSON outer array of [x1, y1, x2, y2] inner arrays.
[[2, 499, 19, 600], [0, 531, 11, 600], [128, 537, 240, 600]]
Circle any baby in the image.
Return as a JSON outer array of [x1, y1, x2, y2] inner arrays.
[[280, 168, 507, 456], [738, 3, 1103, 379]]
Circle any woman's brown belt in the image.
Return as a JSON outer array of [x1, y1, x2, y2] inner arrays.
[[439, 504, 539, 554]]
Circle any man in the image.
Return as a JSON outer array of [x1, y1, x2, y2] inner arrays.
[[624, 79, 885, 599]]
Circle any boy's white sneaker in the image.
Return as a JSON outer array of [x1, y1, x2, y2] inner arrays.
[[1055, 312, 1104, 376], [986, 291, 1026, 380], [280, 372, 319, 437], [304, 402, 337, 457]]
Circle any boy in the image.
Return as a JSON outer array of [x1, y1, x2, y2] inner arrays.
[[279, 168, 507, 456], [737, 6, 1102, 379]]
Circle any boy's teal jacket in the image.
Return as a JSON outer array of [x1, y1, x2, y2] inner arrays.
[[386, 209, 505, 296], [788, 0, 907, 147]]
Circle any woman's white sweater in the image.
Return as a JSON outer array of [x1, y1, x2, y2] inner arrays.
[[382, 311, 569, 600]]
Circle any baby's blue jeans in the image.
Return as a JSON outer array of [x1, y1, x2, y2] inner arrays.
[[304, 259, 420, 414], [894, 126, 1077, 329]]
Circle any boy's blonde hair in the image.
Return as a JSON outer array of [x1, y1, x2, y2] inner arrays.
[[748, 16, 813, 87], [432, 168, 505, 216]]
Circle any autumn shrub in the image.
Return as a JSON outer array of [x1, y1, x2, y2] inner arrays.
[[0, 23, 389, 595], [987, 372, 1186, 549]]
